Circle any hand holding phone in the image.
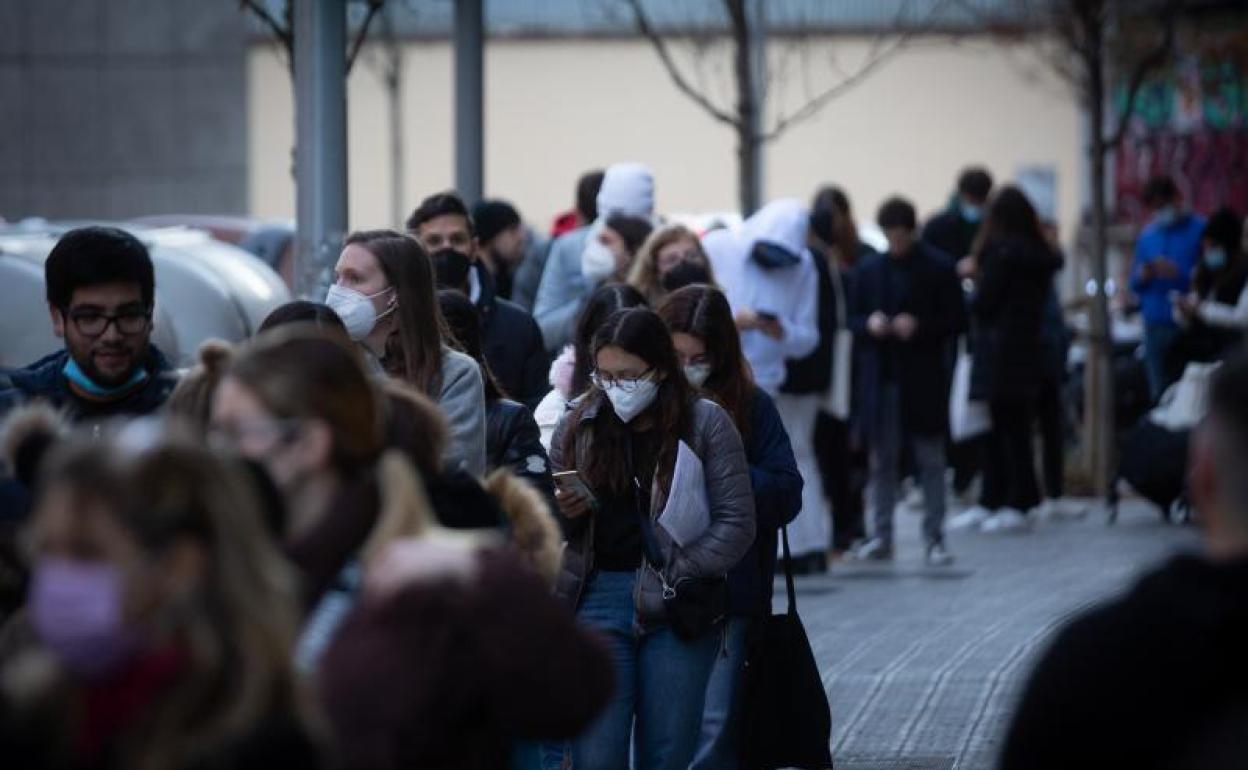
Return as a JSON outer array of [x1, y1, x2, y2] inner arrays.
[[553, 470, 596, 519]]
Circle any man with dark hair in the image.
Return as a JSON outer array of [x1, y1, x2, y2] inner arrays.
[[0, 226, 176, 422], [1131, 174, 1207, 400], [472, 198, 550, 311], [1002, 351, 1248, 769], [849, 197, 966, 565], [922, 166, 993, 261], [407, 192, 548, 410]]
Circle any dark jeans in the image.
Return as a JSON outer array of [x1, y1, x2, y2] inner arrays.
[[981, 396, 1042, 513], [949, 434, 986, 495], [814, 411, 867, 551], [1143, 321, 1183, 402], [1036, 381, 1064, 499]]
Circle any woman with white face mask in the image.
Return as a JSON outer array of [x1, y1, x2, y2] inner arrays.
[[549, 307, 755, 770], [658, 285, 803, 770], [324, 230, 486, 476]]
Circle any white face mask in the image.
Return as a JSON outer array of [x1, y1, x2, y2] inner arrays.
[[683, 363, 711, 388], [581, 222, 617, 285], [602, 378, 660, 423], [325, 284, 394, 341]]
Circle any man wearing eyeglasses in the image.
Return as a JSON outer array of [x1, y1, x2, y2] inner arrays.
[[0, 226, 176, 423]]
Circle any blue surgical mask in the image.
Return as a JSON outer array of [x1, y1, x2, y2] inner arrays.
[[1155, 206, 1178, 227], [1203, 248, 1227, 270], [961, 203, 983, 224], [63, 358, 149, 398]]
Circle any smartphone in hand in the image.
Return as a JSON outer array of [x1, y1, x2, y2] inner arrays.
[[553, 470, 597, 505]]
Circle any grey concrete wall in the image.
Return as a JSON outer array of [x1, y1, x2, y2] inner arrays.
[[0, 0, 248, 221]]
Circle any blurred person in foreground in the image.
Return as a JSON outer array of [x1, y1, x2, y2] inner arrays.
[[409, 193, 549, 411], [1001, 351, 1248, 770], [0, 426, 322, 768], [849, 197, 965, 565], [210, 328, 612, 768], [1130, 174, 1206, 401]]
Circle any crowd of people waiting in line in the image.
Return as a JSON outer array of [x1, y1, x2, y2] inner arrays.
[[0, 159, 1245, 769]]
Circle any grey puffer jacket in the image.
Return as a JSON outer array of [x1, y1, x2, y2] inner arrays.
[[549, 396, 756, 625]]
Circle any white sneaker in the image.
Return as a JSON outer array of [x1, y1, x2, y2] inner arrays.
[[948, 505, 991, 531], [1042, 498, 1089, 520], [981, 508, 1032, 534], [925, 542, 955, 567]]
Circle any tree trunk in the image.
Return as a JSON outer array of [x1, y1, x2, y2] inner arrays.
[[1083, 11, 1116, 501], [728, 0, 760, 216]]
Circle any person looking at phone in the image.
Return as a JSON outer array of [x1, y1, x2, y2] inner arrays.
[[549, 307, 755, 770], [1130, 175, 1206, 401], [848, 197, 965, 564]]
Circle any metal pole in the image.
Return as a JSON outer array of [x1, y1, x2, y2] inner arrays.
[[294, 0, 348, 300], [454, 0, 484, 205]]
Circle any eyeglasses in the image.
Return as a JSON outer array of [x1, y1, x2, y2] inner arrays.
[[591, 368, 654, 392], [66, 307, 150, 337]]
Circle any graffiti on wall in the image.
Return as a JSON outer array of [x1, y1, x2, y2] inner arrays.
[[1115, 47, 1248, 223]]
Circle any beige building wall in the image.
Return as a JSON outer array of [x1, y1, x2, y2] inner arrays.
[[248, 34, 1082, 244]]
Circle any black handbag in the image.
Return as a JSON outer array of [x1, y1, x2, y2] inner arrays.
[[742, 525, 834, 769], [631, 473, 726, 641]]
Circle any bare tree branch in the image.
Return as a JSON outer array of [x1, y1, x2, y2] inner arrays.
[[761, 0, 951, 142], [346, 0, 388, 75], [240, 0, 294, 51], [625, 0, 739, 127], [1103, 0, 1181, 151]]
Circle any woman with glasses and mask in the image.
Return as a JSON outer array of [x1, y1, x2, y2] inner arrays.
[[323, 230, 486, 476], [550, 307, 755, 770], [657, 285, 802, 769], [0, 427, 321, 768]]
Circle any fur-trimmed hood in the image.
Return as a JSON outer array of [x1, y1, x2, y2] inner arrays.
[[0, 403, 68, 488]]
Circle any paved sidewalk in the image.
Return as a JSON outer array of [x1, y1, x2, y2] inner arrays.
[[789, 498, 1199, 770]]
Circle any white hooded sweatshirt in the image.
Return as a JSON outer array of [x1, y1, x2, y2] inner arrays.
[[706, 198, 820, 393]]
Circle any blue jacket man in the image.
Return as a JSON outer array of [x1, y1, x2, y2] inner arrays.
[[1129, 176, 1205, 400]]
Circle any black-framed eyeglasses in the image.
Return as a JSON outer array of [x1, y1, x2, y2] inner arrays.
[[591, 368, 655, 392], [66, 307, 151, 337]]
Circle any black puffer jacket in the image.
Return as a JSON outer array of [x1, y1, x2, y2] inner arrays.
[[969, 238, 1063, 401], [486, 398, 555, 509]]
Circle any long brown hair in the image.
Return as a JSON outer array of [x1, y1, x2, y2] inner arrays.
[[562, 308, 692, 497], [344, 230, 449, 397], [971, 185, 1047, 262], [32, 433, 313, 769], [810, 186, 862, 266], [657, 285, 754, 439]]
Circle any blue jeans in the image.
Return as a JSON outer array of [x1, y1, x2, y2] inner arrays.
[[690, 617, 750, 770], [1143, 321, 1182, 402], [572, 570, 719, 770]]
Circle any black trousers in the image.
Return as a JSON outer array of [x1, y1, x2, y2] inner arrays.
[[980, 396, 1042, 513], [1036, 381, 1064, 499], [814, 410, 867, 550]]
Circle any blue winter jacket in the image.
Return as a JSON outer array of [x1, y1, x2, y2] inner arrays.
[[727, 387, 803, 616], [1129, 214, 1206, 326]]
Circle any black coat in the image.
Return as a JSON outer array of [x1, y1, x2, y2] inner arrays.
[[922, 207, 980, 261], [475, 266, 549, 411], [0, 347, 177, 422], [969, 238, 1063, 401], [849, 244, 965, 439], [486, 398, 556, 510], [1001, 554, 1248, 770], [782, 243, 877, 395]]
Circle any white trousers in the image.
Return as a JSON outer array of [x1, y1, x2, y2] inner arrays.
[[773, 393, 828, 558]]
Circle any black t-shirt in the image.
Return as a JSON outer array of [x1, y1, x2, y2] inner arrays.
[[592, 430, 661, 572]]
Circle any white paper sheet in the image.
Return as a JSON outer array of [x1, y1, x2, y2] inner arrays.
[[657, 440, 710, 548]]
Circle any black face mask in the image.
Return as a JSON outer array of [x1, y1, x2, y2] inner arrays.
[[750, 241, 801, 270], [432, 248, 473, 290]]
